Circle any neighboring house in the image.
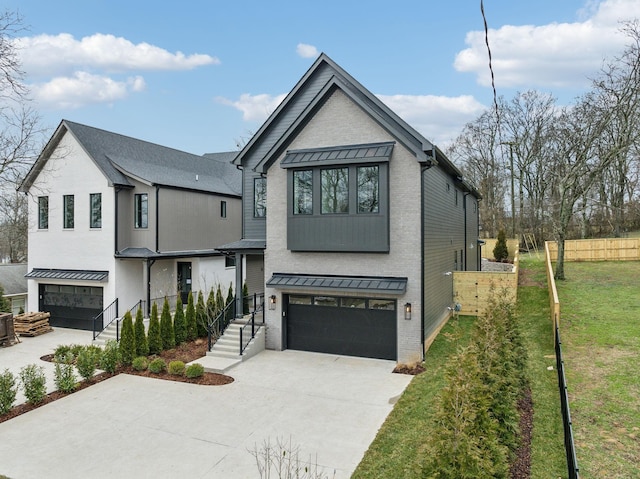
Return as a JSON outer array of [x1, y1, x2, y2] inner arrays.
[[0, 263, 28, 315], [19, 120, 242, 330], [222, 53, 481, 363]]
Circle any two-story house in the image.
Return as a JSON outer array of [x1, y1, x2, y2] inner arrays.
[[19, 120, 242, 330], [222, 54, 481, 363]]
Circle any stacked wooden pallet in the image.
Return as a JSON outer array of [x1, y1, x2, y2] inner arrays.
[[13, 312, 53, 337]]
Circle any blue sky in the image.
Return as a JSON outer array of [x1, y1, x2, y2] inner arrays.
[[7, 0, 640, 155]]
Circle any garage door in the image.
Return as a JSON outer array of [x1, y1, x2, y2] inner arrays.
[[39, 284, 104, 330], [285, 294, 397, 360]]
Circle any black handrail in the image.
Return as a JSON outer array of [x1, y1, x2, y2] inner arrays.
[[207, 300, 236, 351], [240, 293, 265, 355], [556, 323, 580, 479], [92, 298, 119, 340]]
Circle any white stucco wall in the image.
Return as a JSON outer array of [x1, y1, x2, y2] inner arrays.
[[192, 256, 236, 297], [264, 89, 423, 363]]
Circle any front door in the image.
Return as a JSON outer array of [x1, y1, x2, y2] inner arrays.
[[177, 262, 192, 304]]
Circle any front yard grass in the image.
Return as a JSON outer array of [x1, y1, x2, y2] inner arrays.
[[556, 261, 640, 478]]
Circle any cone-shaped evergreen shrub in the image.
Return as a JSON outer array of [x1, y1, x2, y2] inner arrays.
[[147, 302, 162, 355], [493, 229, 509, 262], [225, 283, 234, 327], [134, 307, 148, 357], [173, 296, 187, 345], [216, 284, 224, 317], [196, 290, 207, 338], [160, 297, 175, 350], [185, 291, 197, 341], [119, 311, 136, 365], [242, 281, 249, 315]]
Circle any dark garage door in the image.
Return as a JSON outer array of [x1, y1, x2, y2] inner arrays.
[[285, 294, 397, 360], [39, 284, 104, 330]]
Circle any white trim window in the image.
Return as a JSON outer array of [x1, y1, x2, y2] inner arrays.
[[63, 195, 74, 229], [90, 193, 102, 228], [38, 196, 49, 229]]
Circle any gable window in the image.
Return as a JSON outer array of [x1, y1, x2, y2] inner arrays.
[[357, 165, 379, 213], [38, 196, 49, 229], [90, 193, 102, 228], [63, 195, 74, 229], [293, 170, 313, 215], [220, 200, 227, 218], [254, 177, 266, 218], [321, 167, 348, 214], [134, 193, 148, 229]]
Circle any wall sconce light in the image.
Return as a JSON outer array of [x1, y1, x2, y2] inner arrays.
[[269, 295, 277, 310], [404, 302, 412, 320]]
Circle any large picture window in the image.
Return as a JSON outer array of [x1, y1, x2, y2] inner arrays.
[[321, 167, 348, 214], [254, 177, 266, 217], [357, 165, 379, 213], [63, 195, 74, 229], [293, 170, 313, 215], [90, 193, 102, 228], [38, 196, 48, 229], [134, 193, 148, 228]]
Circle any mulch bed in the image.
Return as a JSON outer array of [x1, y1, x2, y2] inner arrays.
[[0, 338, 233, 425], [510, 388, 534, 478]]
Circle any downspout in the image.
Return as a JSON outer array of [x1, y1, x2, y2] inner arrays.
[[235, 252, 243, 317], [146, 258, 156, 316], [420, 158, 435, 360], [114, 187, 121, 254], [155, 185, 160, 253], [463, 192, 470, 271]]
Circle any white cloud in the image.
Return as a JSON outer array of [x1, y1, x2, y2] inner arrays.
[[216, 93, 287, 122], [454, 0, 636, 90], [296, 43, 319, 58], [32, 72, 147, 109], [16, 33, 219, 77]]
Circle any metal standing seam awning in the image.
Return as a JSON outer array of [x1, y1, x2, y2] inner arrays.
[[266, 273, 407, 295], [25, 268, 109, 282]]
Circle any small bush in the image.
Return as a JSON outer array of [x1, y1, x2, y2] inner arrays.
[[99, 340, 120, 373], [84, 345, 103, 366], [185, 363, 204, 379], [168, 360, 185, 376], [174, 296, 187, 346], [119, 311, 135, 365], [185, 291, 197, 342], [148, 358, 166, 374], [493, 229, 509, 262], [76, 347, 98, 381], [70, 344, 85, 358], [160, 297, 175, 350], [53, 344, 72, 362], [19, 364, 47, 405], [134, 307, 148, 357], [132, 356, 149, 371], [147, 302, 162, 355], [0, 369, 17, 415], [54, 353, 77, 393]]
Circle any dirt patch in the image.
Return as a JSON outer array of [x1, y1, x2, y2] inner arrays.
[[518, 266, 545, 287], [393, 363, 426, 375], [510, 387, 534, 478]]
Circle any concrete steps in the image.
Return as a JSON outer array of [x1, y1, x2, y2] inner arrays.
[[199, 318, 265, 373]]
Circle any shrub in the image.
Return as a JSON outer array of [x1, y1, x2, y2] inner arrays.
[[54, 353, 77, 393], [0, 369, 17, 415], [185, 363, 204, 379], [70, 344, 85, 358], [132, 356, 149, 371], [99, 340, 120, 373], [134, 307, 149, 357], [196, 291, 207, 338], [53, 344, 72, 362], [83, 344, 103, 366], [19, 364, 47, 405], [160, 297, 175, 350], [147, 302, 162, 355], [185, 290, 197, 342], [148, 358, 166, 374], [225, 283, 235, 326], [242, 281, 249, 315], [76, 346, 98, 381], [119, 311, 135, 365], [173, 296, 187, 346], [168, 360, 185, 376], [493, 229, 509, 262]]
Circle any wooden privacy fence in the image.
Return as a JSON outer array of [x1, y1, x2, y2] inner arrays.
[[453, 253, 519, 317], [480, 238, 520, 261], [546, 237, 640, 261]]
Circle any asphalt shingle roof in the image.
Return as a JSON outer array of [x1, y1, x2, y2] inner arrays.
[[0, 264, 27, 295]]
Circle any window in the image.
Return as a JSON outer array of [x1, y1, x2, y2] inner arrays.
[[225, 255, 236, 268], [357, 165, 379, 213], [254, 177, 266, 218], [341, 298, 366, 309], [38, 196, 48, 229], [220, 200, 227, 218], [134, 193, 148, 228], [63, 195, 74, 229], [90, 193, 102, 228], [293, 170, 313, 215], [321, 167, 348, 214]]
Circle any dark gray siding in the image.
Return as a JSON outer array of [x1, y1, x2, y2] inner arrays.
[[242, 169, 266, 240], [465, 195, 480, 271], [245, 254, 264, 295], [422, 167, 466, 339], [116, 183, 156, 251]]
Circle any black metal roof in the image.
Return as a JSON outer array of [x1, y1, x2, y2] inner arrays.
[[115, 248, 223, 259], [25, 268, 109, 282], [280, 142, 394, 169], [267, 273, 407, 295], [216, 239, 266, 252]]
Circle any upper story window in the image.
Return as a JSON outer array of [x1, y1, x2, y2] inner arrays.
[[321, 167, 348, 214], [254, 177, 266, 218], [293, 170, 313, 215], [220, 200, 227, 218], [134, 193, 148, 229], [90, 193, 102, 229], [357, 165, 379, 213], [63, 195, 74, 229], [38, 196, 48, 229]]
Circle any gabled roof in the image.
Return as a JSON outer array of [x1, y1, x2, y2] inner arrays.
[[233, 53, 473, 190], [0, 263, 27, 295], [20, 120, 241, 197]]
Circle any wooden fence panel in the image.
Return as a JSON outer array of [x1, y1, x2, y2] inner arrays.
[[546, 238, 640, 262]]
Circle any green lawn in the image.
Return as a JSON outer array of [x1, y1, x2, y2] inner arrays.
[[353, 254, 567, 478], [556, 261, 640, 478]]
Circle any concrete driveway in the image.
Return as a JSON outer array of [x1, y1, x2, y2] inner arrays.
[[0, 329, 412, 478]]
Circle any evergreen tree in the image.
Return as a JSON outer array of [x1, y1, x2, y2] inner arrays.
[[118, 311, 135, 366], [493, 229, 509, 262], [185, 291, 197, 341], [0, 285, 11, 313], [242, 281, 249, 315], [225, 283, 234, 327], [160, 296, 175, 350], [134, 307, 148, 357], [173, 295, 187, 345], [196, 290, 207, 338], [147, 302, 162, 355]]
